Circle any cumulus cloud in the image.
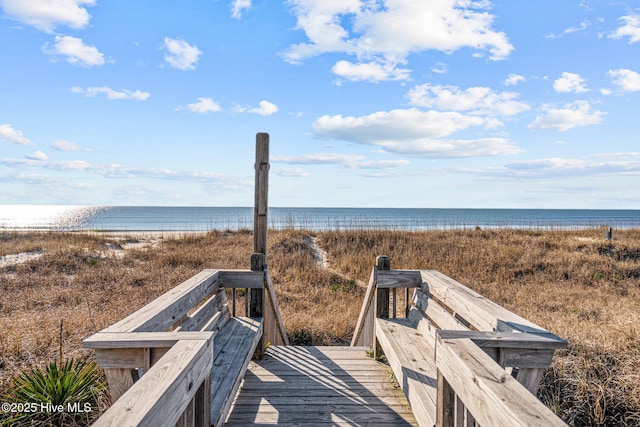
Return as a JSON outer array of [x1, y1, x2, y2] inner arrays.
[[71, 86, 151, 100], [26, 151, 48, 161], [284, 0, 513, 82], [51, 139, 91, 152], [182, 97, 222, 114], [332, 60, 410, 82], [230, 0, 251, 19], [0, 0, 95, 33], [608, 69, 640, 92], [311, 109, 522, 158], [505, 74, 525, 86], [43, 35, 104, 67], [609, 15, 640, 43], [553, 72, 588, 93], [407, 84, 530, 117], [0, 124, 32, 145], [528, 101, 604, 132], [163, 37, 202, 70], [235, 100, 278, 116]]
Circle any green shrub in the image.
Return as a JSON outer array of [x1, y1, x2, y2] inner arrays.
[[1, 359, 106, 426]]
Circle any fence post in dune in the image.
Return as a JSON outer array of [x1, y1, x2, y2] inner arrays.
[[252, 132, 269, 356], [375, 255, 390, 359]]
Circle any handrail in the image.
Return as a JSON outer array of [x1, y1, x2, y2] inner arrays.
[[264, 268, 289, 345], [435, 337, 566, 427], [92, 336, 213, 427], [351, 266, 377, 347]]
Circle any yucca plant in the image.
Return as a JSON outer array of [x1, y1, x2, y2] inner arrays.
[[1, 359, 106, 426]]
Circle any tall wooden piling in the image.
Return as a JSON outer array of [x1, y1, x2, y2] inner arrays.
[[253, 133, 269, 257], [251, 133, 269, 355]]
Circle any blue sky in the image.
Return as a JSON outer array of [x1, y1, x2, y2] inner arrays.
[[1, 0, 639, 208]]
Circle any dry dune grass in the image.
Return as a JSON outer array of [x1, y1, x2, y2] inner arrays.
[[1, 228, 639, 425]]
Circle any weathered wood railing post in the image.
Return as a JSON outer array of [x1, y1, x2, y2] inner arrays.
[[374, 255, 390, 358], [251, 133, 269, 356], [376, 255, 390, 319]]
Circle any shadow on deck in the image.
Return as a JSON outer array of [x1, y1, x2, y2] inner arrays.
[[226, 345, 416, 426]]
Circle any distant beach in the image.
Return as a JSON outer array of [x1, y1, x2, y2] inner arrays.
[[1, 205, 640, 231]]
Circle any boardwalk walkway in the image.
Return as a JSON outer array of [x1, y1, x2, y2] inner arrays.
[[225, 346, 418, 426]]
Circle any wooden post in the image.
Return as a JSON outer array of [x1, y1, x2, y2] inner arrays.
[[436, 369, 455, 427], [374, 255, 390, 359], [252, 133, 269, 357], [253, 132, 269, 256], [376, 256, 390, 319]]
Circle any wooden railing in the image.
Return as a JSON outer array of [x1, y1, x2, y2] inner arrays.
[[436, 335, 566, 427], [352, 256, 568, 427], [84, 266, 287, 426]]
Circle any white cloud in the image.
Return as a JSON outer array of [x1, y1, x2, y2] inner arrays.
[[608, 69, 640, 92], [275, 167, 308, 177], [546, 20, 591, 38], [26, 150, 48, 161], [51, 139, 91, 152], [230, 0, 251, 19], [273, 153, 410, 169], [273, 153, 366, 165], [249, 100, 278, 116], [431, 62, 448, 74], [332, 59, 410, 82], [284, 0, 513, 82], [528, 101, 604, 132], [500, 155, 640, 179], [347, 159, 410, 169], [183, 97, 222, 114], [163, 37, 202, 70], [44, 35, 104, 67], [0, 0, 95, 33], [71, 86, 150, 100], [0, 156, 251, 189], [505, 73, 525, 86], [407, 84, 530, 117], [312, 109, 522, 158], [553, 72, 588, 93], [609, 15, 640, 43], [0, 124, 31, 145]]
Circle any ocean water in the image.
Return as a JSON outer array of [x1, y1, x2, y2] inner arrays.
[[1, 205, 640, 231]]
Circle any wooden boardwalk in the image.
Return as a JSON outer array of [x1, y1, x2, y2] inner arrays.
[[225, 346, 418, 426]]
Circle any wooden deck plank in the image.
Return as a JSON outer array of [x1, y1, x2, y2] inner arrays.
[[225, 346, 418, 426]]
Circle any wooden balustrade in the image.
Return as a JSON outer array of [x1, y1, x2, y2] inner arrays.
[[352, 256, 568, 427]]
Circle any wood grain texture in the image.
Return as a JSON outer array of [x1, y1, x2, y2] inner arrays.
[[94, 339, 213, 427], [264, 269, 289, 346], [351, 267, 377, 347], [421, 270, 563, 338], [103, 269, 221, 333], [211, 316, 263, 427], [376, 318, 438, 427], [225, 346, 417, 426], [435, 338, 566, 427]]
